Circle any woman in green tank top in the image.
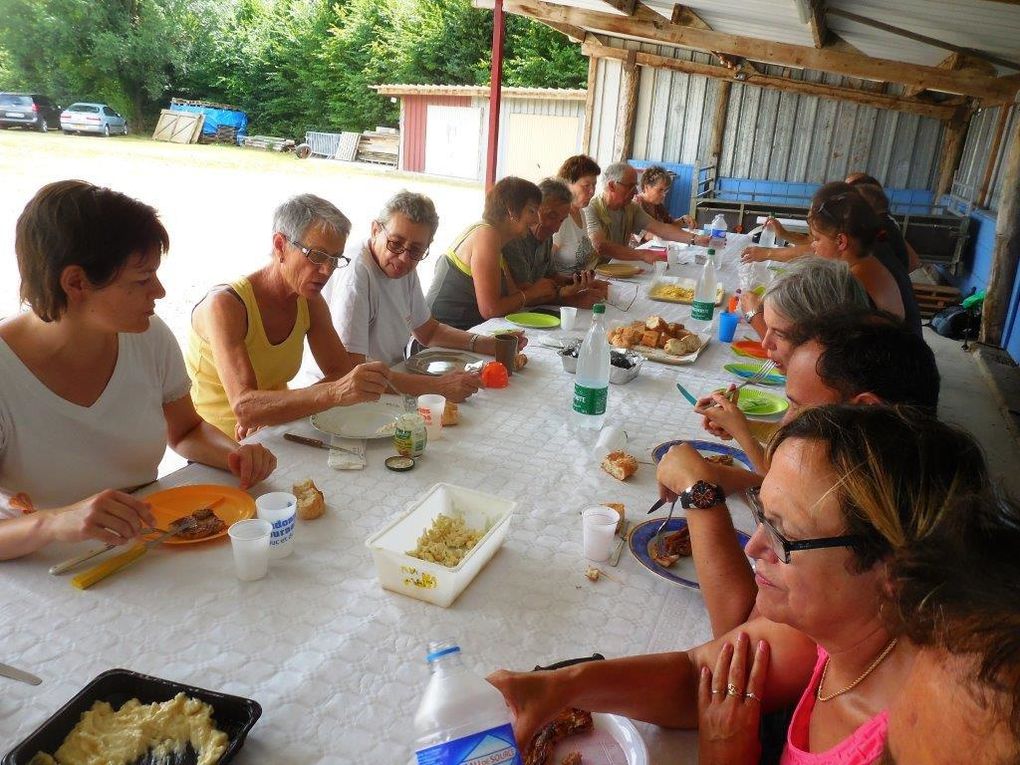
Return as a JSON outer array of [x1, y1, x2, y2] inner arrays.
[[426, 178, 554, 330]]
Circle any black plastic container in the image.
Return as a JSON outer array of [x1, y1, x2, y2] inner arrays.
[[3, 668, 262, 764]]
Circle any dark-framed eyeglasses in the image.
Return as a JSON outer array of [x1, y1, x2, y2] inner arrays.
[[288, 238, 350, 269], [377, 220, 430, 262], [745, 487, 866, 564]]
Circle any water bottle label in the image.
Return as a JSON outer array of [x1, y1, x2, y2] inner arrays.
[[572, 383, 607, 416], [415, 723, 521, 765], [711, 228, 726, 240], [691, 300, 715, 322]]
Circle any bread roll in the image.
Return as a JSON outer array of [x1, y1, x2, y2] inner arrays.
[[442, 401, 459, 426], [514, 353, 528, 371], [600, 451, 638, 481], [293, 479, 325, 520], [604, 502, 626, 534]]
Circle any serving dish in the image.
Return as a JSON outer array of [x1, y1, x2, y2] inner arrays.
[[558, 346, 644, 384], [365, 483, 515, 607], [3, 668, 261, 765], [647, 277, 724, 305]]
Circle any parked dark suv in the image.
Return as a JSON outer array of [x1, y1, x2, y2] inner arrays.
[[0, 92, 61, 131]]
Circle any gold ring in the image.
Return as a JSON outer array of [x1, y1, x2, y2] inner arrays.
[[745, 691, 761, 702], [726, 683, 741, 697]]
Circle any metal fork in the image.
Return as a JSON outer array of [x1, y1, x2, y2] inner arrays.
[[648, 498, 680, 552]]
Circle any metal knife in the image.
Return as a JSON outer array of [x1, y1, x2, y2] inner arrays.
[[284, 432, 360, 455], [609, 521, 631, 567], [0, 662, 41, 686]]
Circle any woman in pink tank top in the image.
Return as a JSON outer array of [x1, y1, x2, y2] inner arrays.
[[489, 407, 992, 765]]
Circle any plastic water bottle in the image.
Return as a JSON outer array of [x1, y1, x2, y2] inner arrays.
[[690, 249, 718, 335], [758, 213, 777, 248], [572, 303, 610, 430], [710, 214, 728, 246], [414, 641, 522, 765]]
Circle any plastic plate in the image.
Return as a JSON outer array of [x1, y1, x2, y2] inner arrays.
[[504, 312, 561, 329], [629, 518, 751, 590]]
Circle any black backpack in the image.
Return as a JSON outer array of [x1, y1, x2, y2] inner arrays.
[[929, 304, 979, 341]]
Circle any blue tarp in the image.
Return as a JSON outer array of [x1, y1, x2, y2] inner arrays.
[[169, 102, 248, 141]]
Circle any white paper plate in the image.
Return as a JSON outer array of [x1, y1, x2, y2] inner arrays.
[[311, 400, 404, 440], [405, 713, 647, 765]]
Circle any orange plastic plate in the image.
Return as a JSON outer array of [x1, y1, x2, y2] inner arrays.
[[141, 485, 255, 545]]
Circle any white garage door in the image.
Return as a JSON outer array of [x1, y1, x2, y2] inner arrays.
[[504, 113, 582, 182], [425, 105, 483, 180]]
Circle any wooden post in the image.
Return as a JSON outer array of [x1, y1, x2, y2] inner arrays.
[[935, 107, 972, 199], [613, 50, 639, 161], [979, 104, 1013, 208], [981, 115, 1020, 346], [485, 0, 506, 190], [582, 54, 598, 154], [709, 79, 732, 167]]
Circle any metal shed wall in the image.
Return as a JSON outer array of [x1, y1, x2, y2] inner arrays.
[[399, 94, 472, 173], [954, 103, 1018, 211], [587, 38, 946, 189]]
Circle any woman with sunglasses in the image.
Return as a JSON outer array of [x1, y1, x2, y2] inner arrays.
[[426, 177, 550, 330], [187, 194, 392, 440], [0, 181, 276, 560], [806, 183, 921, 335], [488, 405, 988, 765], [326, 191, 513, 403]]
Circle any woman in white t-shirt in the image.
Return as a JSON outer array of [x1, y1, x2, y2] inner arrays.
[[552, 154, 600, 274], [0, 181, 277, 560]]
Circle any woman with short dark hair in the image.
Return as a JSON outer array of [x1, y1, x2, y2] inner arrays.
[[426, 177, 549, 330], [0, 180, 276, 560]]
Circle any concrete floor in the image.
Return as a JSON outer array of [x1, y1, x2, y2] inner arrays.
[[928, 329, 1020, 498]]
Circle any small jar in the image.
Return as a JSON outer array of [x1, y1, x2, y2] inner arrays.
[[393, 412, 427, 458]]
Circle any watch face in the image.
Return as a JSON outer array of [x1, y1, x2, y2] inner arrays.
[[688, 480, 724, 509]]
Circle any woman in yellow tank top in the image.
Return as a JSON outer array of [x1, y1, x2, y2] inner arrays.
[[187, 194, 393, 440]]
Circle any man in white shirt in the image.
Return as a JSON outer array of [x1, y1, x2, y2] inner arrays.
[[326, 192, 510, 402]]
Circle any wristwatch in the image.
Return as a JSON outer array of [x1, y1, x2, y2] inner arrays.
[[743, 308, 760, 324], [679, 480, 726, 510]]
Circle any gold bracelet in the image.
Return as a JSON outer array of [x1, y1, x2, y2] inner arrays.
[[468, 334, 478, 352]]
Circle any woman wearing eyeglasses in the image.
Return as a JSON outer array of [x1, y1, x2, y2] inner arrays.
[[187, 194, 392, 439], [325, 191, 512, 403], [488, 406, 988, 765], [426, 177, 550, 331]]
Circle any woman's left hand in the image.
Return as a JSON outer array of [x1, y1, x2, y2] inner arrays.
[[697, 632, 769, 765], [227, 444, 278, 489]]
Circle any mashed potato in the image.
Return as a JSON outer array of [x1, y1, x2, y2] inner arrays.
[[408, 513, 484, 568], [30, 693, 228, 765]]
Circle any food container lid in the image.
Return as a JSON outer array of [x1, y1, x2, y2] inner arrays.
[[385, 456, 416, 472]]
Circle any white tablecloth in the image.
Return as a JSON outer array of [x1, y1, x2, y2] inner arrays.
[[0, 254, 768, 763]]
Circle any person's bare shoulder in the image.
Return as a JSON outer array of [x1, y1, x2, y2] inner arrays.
[[194, 286, 247, 342]]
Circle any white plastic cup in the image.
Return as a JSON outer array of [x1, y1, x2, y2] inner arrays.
[[582, 506, 619, 562], [417, 394, 447, 441], [560, 306, 578, 331], [654, 261, 667, 278], [228, 518, 271, 581], [256, 491, 296, 559], [594, 425, 628, 457]]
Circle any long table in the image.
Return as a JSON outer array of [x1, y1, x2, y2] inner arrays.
[[0, 250, 769, 763]]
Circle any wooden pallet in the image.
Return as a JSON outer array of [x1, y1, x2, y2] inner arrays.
[[356, 130, 398, 167], [913, 284, 961, 319]]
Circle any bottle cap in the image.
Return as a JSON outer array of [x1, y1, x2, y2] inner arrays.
[[385, 455, 415, 472], [592, 303, 606, 314], [707, 248, 716, 256]]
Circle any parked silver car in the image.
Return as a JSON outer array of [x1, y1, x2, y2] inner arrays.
[[60, 102, 128, 136]]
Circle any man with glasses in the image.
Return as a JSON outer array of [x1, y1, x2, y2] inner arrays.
[[324, 191, 505, 403], [585, 162, 707, 266]]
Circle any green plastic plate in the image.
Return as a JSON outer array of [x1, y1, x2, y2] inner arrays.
[[715, 387, 789, 416], [504, 312, 561, 329], [724, 362, 787, 386]]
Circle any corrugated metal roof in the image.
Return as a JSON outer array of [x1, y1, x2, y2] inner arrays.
[[373, 85, 587, 100]]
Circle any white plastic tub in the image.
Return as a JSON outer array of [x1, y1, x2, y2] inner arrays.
[[365, 483, 516, 607]]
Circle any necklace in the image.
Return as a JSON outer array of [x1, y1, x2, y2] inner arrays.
[[816, 637, 898, 702]]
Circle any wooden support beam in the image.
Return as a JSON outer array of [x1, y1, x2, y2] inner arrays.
[[599, 0, 637, 14], [535, 17, 587, 42], [582, 54, 598, 153], [981, 116, 1020, 345], [614, 50, 640, 161], [935, 108, 973, 198], [580, 40, 959, 120], [980, 105, 1014, 208], [827, 8, 1020, 73], [808, 0, 829, 48], [504, 0, 1019, 102], [709, 79, 732, 165], [670, 4, 711, 29]]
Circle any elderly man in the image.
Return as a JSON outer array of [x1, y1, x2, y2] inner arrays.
[[325, 191, 508, 403], [584, 161, 706, 265], [502, 177, 607, 308], [662, 310, 940, 637]]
